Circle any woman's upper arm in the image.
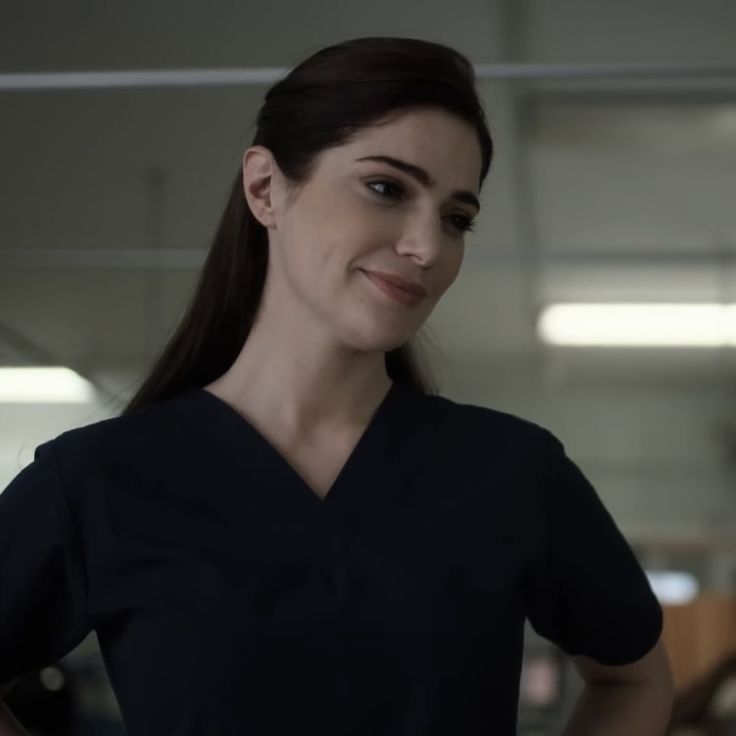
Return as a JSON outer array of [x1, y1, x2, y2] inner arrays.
[[571, 635, 675, 688], [523, 429, 664, 666], [0, 439, 91, 685]]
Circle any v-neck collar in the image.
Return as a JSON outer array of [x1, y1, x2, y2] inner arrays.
[[170, 379, 430, 517]]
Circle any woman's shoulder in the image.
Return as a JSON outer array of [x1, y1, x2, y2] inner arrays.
[[428, 390, 557, 446], [48, 391, 190, 468]]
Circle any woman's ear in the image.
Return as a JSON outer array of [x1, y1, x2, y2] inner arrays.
[[241, 146, 284, 229]]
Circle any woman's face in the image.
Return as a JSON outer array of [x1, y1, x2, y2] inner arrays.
[[243, 107, 483, 353]]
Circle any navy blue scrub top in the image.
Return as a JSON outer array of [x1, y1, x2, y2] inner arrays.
[[0, 380, 662, 734]]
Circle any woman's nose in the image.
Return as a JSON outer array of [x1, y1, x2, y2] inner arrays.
[[394, 215, 444, 263]]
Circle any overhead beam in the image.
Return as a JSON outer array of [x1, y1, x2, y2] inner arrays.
[[1, 62, 735, 92]]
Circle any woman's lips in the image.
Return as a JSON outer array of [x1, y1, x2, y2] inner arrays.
[[362, 270, 425, 307]]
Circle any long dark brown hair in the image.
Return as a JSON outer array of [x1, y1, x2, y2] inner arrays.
[[120, 36, 494, 417]]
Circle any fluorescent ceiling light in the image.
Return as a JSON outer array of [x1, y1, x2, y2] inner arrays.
[[645, 570, 699, 605], [0, 367, 96, 403], [537, 303, 736, 347]]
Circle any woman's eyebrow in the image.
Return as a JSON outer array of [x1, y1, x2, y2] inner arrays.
[[354, 154, 481, 212]]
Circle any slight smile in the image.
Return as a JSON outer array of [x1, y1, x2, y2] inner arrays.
[[361, 270, 426, 307]]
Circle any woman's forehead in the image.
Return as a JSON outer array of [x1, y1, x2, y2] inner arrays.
[[350, 109, 476, 149], [320, 117, 482, 192]]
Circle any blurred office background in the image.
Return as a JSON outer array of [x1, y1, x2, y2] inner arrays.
[[1, 0, 736, 734]]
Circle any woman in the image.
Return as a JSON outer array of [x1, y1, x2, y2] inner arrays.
[[0, 36, 673, 735]]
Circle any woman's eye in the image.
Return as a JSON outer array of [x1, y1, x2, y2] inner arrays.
[[366, 180, 404, 199], [366, 179, 476, 235], [449, 215, 477, 233]]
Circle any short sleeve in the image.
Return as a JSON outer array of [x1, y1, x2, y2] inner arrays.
[[0, 438, 91, 684], [523, 431, 663, 666]]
